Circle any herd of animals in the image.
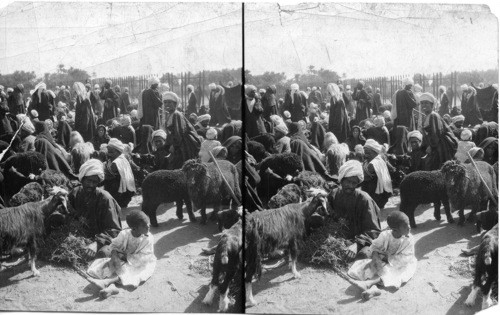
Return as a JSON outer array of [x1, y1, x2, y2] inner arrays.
[[0, 141, 498, 313]]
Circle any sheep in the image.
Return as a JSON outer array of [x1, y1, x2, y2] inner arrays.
[[216, 207, 242, 232], [251, 133, 276, 154], [399, 170, 452, 228], [475, 209, 498, 233], [70, 142, 94, 174], [182, 159, 241, 225], [244, 190, 328, 306], [247, 141, 269, 164], [0, 187, 69, 276], [8, 182, 44, 207], [141, 169, 194, 227], [268, 184, 302, 209], [464, 224, 498, 310], [202, 219, 242, 312], [2, 151, 47, 200], [37, 169, 73, 197], [441, 160, 497, 225]]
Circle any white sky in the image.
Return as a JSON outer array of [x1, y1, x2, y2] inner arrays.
[[245, 2, 499, 79], [0, 1, 242, 77]]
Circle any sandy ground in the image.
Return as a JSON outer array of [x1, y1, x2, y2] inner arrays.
[[0, 195, 229, 313], [0, 195, 493, 314], [247, 196, 489, 315]]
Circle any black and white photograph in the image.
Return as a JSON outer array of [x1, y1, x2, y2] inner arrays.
[[0, 1, 499, 315]]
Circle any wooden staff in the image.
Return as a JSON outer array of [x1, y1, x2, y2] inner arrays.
[[208, 151, 241, 207], [466, 152, 498, 206], [0, 119, 26, 162]]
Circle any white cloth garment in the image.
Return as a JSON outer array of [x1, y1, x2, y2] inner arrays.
[[370, 155, 393, 194], [112, 154, 136, 193]]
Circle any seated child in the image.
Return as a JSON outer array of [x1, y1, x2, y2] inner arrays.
[[199, 127, 221, 162], [455, 129, 475, 163], [348, 211, 417, 300], [87, 210, 156, 298]]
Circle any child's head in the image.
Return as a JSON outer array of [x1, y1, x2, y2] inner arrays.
[[387, 211, 410, 238], [460, 129, 472, 141], [126, 210, 150, 237], [206, 127, 217, 140]]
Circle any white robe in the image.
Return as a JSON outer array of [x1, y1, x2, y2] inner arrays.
[[348, 230, 417, 289], [87, 229, 156, 288]]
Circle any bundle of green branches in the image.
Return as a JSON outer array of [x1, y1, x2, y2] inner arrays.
[[39, 216, 94, 269], [299, 216, 352, 271]]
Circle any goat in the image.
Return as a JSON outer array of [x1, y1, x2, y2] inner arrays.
[[244, 189, 328, 307], [8, 182, 44, 207], [202, 219, 242, 312], [0, 187, 69, 276]]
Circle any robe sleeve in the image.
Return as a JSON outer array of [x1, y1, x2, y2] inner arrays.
[[359, 194, 382, 234], [96, 192, 122, 240], [404, 90, 418, 111], [427, 113, 442, 148]]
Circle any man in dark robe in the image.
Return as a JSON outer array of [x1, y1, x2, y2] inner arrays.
[[75, 82, 96, 142], [352, 81, 372, 124], [163, 91, 201, 170], [99, 80, 120, 122], [186, 84, 198, 116], [261, 85, 277, 123], [141, 77, 162, 128], [120, 87, 131, 114], [8, 84, 25, 115], [394, 79, 418, 130], [31, 83, 54, 121], [328, 83, 351, 143], [209, 84, 231, 126], [372, 88, 382, 115], [89, 84, 103, 117], [460, 85, 483, 127], [245, 85, 266, 139]]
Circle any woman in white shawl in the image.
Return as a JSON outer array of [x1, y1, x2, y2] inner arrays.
[[361, 139, 393, 210]]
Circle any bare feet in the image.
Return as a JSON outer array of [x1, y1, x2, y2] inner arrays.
[[89, 278, 109, 290], [362, 286, 382, 300], [99, 284, 119, 299], [353, 280, 370, 291]]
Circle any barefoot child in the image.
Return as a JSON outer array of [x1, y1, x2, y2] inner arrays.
[[87, 210, 156, 298], [348, 211, 417, 300]]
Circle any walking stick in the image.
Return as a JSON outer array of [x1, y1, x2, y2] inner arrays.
[[466, 152, 498, 207], [208, 151, 241, 207], [0, 119, 26, 162]]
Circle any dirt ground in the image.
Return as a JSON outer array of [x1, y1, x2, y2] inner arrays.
[[0, 195, 228, 313], [0, 195, 493, 314], [247, 196, 489, 315]]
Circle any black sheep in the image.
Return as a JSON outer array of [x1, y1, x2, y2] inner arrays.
[[399, 170, 452, 228], [251, 133, 276, 153], [247, 141, 269, 164], [9, 182, 44, 207], [182, 159, 241, 225], [267, 184, 302, 209], [141, 169, 194, 227]]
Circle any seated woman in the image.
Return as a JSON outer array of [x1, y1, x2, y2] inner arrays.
[[223, 136, 242, 165], [93, 125, 110, 151], [327, 160, 382, 260], [69, 159, 122, 259], [361, 139, 393, 210], [346, 126, 366, 152], [479, 137, 498, 166], [103, 138, 136, 208]]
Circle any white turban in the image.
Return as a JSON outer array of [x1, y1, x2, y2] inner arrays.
[[373, 116, 385, 127], [17, 114, 35, 134], [7, 87, 13, 93], [382, 110, 391, 120], [31, 110, 39, 118], [206, 127, 217, 140], [452, 115, 465, 124], [283, 111, 291, 119], [108, 138, 125, 153], [208, 83, 216, 90], [461, 84, 469, 92], [407, 130, 423, 142], [403, 77, 414, 87], [148, 76, 160, 86], [187, 84, 194, 91], [419, 92, 436, 104], [290, 83, 299, 92], [78, 159, 105, 182], [198, 114, 211, 123], [338, 160, 364, 183], [152, 129, 167, 140], [94, 84, 100, 89], [162, 91, 179, 103], [274, 123, 288, 134], [460, 129, 472, 141], [130, 109, 138, 119], [270, 114, 284, 126], [413, 84, 422, 92], [259, 88, 266, 94], [364, 139, 382, 154]]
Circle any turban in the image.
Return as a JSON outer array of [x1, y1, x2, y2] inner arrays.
[[78, 159, 105, 182], [452, 115, 465, 124], [208, 83, 216, 90], [364, 139, 382, 154], [121, 115, 132, 127], [419, 92, 436, 104], [259, 88, 266, 94], [31, 110, 39, 118], [6, 87, 13, 93], [94, 84, 100, 89], [152, 129, 167, 140], [373, 116, 385, 127], [270, 114, 284, 126], [461, 84, 469, 91], [108, 138, 125, 153], [338, 160, 364, 183], [460, 129, 472, 141], [245, 85, 257, 96], [469, 147, 484, 159], [403, 77, 414, 86], [382, 110, 391, 120], [439, 85, 446, 93], [130, 109, 138, 119], [407, 130, 423, 142], [189, 113, 198, 121], [283, 111, 291, 119], [346, 85, 351, 90], [162, 91, 179, 103], [34, 82, 46, 92], [413, 84, 422, 92], [206, 127, 218, 140], [274, 123, 288, 134], [105, 79, 112, 86], [187, 84, 194, 91], [198, 114, 211, 123], [290, 83, 299, 92], [148, 76, 160, 86], [354, 144, 364, 154]]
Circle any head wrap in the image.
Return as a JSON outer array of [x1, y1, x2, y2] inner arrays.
[[407, 130, 423, 142], [373, 116, 385, 127], [212, 146, 228, 159], [7, 87, 13, 93], [270, 114, 284, 126], [208, 83, 216, 90], [105, 79, 112, 86], [354, 144, 364, 154], [259, 88, 266, 94], [189, 113, 198, 121], [126, 210, 150, 228], [364, 139, 382, 154], [439, 85, 446, 93], [148, 76, 160, 86], [94, 84, 100, 89], [327, 83, 341, 100], [121, 115, 132, 127], [245, 85, 257, 96], [460, 129, 472, 141], [206, 127, 217, 140], [198, 114, 211, 123], [387, 211, 410, 229], [274, 124, 288, 134], [108, 138, 125, 153], [338, 160, 364, 183], [152, 129, 167, 140], [73, 82, 88, 100], [413, 84, 422, 92], [283, 111, 291, 119], [419, 92, 436, 104], [290, 83, 299, 93], [130, 110, 138, 119], [382, 110, 391, 120], [452, 115, 465, 124], [78, 159, 105, 183], [31, 109, 39, 118], [403, 77, 414, 87], [461, 84, 469, 92], [346, 85, 351, 90], [162, 91, 179, 103], [187, 84, 194, 91], [469, 147, 484, 159]]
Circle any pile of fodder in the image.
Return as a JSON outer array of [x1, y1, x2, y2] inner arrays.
[[299, 216, 352, 272], [39, 216, 94, 269]]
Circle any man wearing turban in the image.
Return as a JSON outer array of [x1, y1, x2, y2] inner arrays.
[[69, 159, 122, 259], [407, 130, 426, 173], [163, 92, 201, 169], [245, 85, 266, 138], [361, 139, 393, 210], [283, 84, 304, 122], [352, 81, 372, 125], [29, 82, 54, 121], [7, 84, 26, 116], [208, 84, 231, 126], [186, 84, 198, 116], [328, 160, 382, 260], [99, 79, 120, 122], [460, 85, 483, 127], [141, 77, 162, 128], [394, 77, 418, 130]]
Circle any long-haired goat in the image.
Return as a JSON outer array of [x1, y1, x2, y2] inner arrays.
[[8, 182, 44, 207], [441, 160, 497, 225], [202, 219, 242, 312], [0, 187, 69, 276], [244, 189, 328, 307], [465, 224, 498, 310]]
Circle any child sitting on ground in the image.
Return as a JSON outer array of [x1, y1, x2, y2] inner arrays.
[[347, 211, 417, 300], [87, 210, 156, 298]]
